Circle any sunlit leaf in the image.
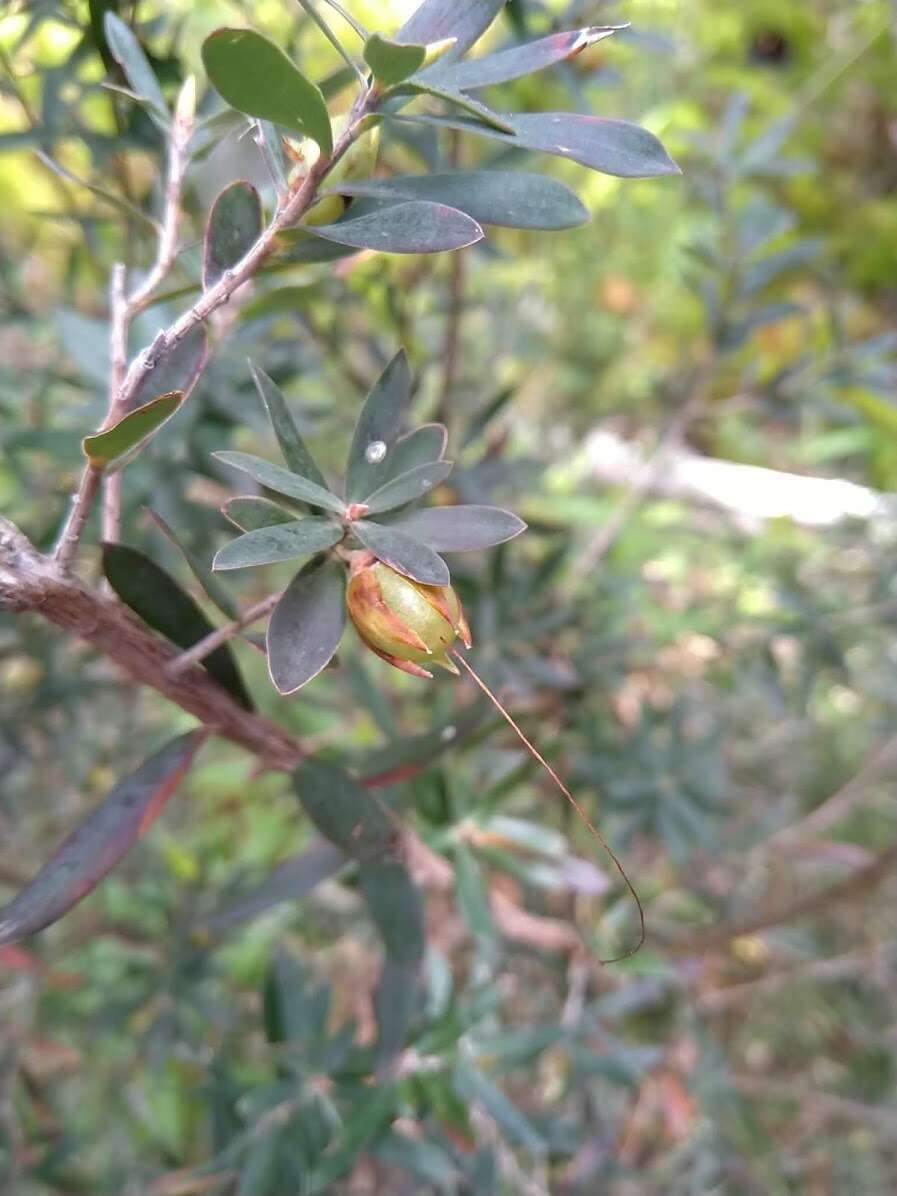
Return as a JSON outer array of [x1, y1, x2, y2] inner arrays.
[[386, 504, 526, 550], [213, 517, 343, 571], [267, 558, 346, 694], [423, 26, 619, 90], [103, 544, 253, 709], [293, 757, 395, 863], [83, 392, 183, 470], [339, 171, 588, 230], [203, 181, 263, 289], [364, 33, 427, 87], [306, 201, 483, 254], [202, 28, 333, 153], [214, 451, 345, 514], [362, 460, 454, 514], [352, 521, 449, 586], [0, 733, 204, 945], [249, 363, 329, 488], [395, 0, 505, 63]]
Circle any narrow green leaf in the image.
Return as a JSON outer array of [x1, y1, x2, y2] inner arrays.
[[103, 12, 168, 124], [364, 33, 427, 87], [306, 200, 484, 254], [345, 350, 412, 501], [201, 841, 347, 935], [353, 521, 449, 586], [293, 757, 396, 863], [203, 181, 263, 289], [398, 111, 681, 179], [214, 451, 345, 514], [386, 504, 526, 551], [396, 0, 504, 63], [202, 27, 333, 153], [422, 26, 619, 90], [359, 861, 425, 966], [0, 733, 204, 945], [454, 1060, 545, 1152], [362, 460, 454, 514], [338, 171, 589, 231], [146, 508, 239, 621], [267, 558, 346, 694], [128, 325, 208, 413], [221, 496, 297, 532], [102, 544, 253, 710], [249, 362, 329, 488], [83, 391, 183, 470], [213, 517, 343, 571]]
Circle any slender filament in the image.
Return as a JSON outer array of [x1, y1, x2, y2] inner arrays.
[[450, 648, 645, 963]]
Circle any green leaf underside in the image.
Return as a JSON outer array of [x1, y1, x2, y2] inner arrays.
[[146, 508, 239, 621], [203, 180, 263, 289], [422, 26, 619, 90], [214, 451, 345, 513], [213, 517, 343, 571], [102, 544, 253, 710], [353, 520, 449, 586], [362, 460, 454, 514], [345, 350, 412, 501], [202, 840, 347, 935], [83, 391, 182, 469], [364, 33, 427, 87], [103, 12, 168, 122], [387, 504, 526, 551], [0, 733, 203, 946], [222, 496, 296, 532], [397, 111, 680, 179], [249, 362, 329, 488], [202, 27, 333, 153], [383, 424, 448, 481], [306, 200, 484, 254], [396, 0, 505, 63], [338, 171, 588, 230], [127, 325, 208, 413], [360, 862, 425, 966], [267, 558, 346, 694], [293, 758, 395, 863], [398, 81, 516, 133]]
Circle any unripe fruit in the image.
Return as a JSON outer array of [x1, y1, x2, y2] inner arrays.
[[346, 557, 471, 678]]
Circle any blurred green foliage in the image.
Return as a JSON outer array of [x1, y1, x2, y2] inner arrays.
[[3, 1, 897, 1193]]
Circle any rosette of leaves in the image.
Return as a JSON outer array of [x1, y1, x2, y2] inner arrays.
[[214, 351, 526, 694]]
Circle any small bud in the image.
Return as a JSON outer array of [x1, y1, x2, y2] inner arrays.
[[346, 557, 471, 679]]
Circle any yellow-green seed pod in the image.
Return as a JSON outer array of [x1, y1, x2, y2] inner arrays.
[[346, 558, 471, 678]]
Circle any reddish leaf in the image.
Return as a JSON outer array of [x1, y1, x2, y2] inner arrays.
[[0, 733, 206, 946]]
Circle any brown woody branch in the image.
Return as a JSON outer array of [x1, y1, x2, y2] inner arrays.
[[2, 517, 300, 772]]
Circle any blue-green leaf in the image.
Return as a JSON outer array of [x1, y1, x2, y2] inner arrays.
[[267, 558, 346, 694], [213, 518, 343, 571]]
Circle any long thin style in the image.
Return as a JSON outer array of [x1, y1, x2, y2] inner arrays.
[[450, 648, 646, 963]]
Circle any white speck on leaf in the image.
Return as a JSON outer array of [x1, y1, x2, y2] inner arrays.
[[440, 725, 456, 742], [365, 440, 387, 464]]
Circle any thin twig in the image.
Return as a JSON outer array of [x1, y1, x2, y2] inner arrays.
[[762, 733, 897, 851], [168, 594, 280, 674], [101, 262, 130, 544], [127, 79, 195, 316], [53, 467, 103, 571], [669, 840, 897, 954]]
